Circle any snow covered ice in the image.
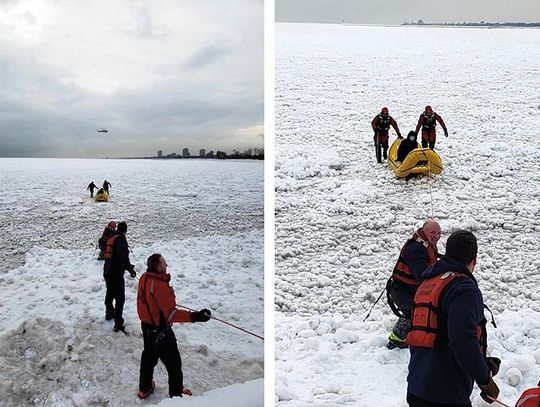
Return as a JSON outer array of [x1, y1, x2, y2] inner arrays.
[[275, 24, 540, 406], [0, 158, 263, 406]]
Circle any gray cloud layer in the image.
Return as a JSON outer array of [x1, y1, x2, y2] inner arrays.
[[0, 0, 263, 158], [276, 0, 540, 24]]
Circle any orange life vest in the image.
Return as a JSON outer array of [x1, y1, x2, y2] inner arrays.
[[103, 235, 119, 261], [406, 271, 487, 356], [392, 230, 438, 286]]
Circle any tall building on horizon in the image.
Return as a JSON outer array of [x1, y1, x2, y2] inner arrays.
[[199, 148, 206, 158], [157, 150, 163, 158], [182, 148, 190, 158]]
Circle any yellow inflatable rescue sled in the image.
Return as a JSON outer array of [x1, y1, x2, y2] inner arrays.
[[95, 189, 109, 202], [388, 139, 443, 178]]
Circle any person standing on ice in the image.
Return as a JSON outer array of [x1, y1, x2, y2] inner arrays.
[[102, 179, 111, 194], [414, 105, 448, 150], [387, 219, 440, 349], [406, 230, 501, 406], [87, 181, 98, 197], [371, 107, 401, 163], [103, 221, 136, 331], [136, 253, 211, 399]]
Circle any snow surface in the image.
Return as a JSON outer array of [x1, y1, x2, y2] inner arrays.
[[275, 23, 540, 406], [0, 158, 263, 406]]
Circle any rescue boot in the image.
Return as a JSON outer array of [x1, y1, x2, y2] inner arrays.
[[137, 380, 155, 399], [183, 388, 193, 396], [387, 317, 412, 349], [387, 331, 408, 349], [375, 144, 382, 164], [113, 324, 125, 332]]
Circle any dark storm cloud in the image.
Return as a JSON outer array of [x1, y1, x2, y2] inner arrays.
[[276, 0, 540, 24]]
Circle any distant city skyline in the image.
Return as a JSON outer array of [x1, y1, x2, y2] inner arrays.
[[276, 0, 540, 25], [0, 0, 263, 158]]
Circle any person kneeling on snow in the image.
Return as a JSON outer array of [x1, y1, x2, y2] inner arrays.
[[136, 253, 211, 400], [406, 230, 500, 406], [97, 221, 117, 260], [387, 219, 441, 349]]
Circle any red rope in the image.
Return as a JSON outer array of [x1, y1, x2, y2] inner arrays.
[[131, 275, 264, 341], [488, 396, 511, 407], [178, 304, 264, 341]]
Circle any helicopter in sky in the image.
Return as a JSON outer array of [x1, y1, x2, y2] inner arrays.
[[97, 128, 109, 133]]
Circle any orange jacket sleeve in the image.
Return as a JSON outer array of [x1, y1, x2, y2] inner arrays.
[[154, 279, 193, 324]]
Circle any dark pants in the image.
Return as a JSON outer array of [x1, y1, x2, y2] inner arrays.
[[139, 323, 184, 397], [390, 279, 417, 319], [407, 392, 471, 407], [90, 189, 94, 197], [104, 273, 125, 328], [421, 139, 436, 150], [375, 141, 389, 163], [389, 279, 418, 340]]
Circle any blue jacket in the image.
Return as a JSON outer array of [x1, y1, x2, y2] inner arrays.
[[407, 255, 490, 404]]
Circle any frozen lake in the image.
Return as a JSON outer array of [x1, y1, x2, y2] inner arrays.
[[275, 23, 540, 406], [0, 158, 264, 406], [0, 158, 263, 272]]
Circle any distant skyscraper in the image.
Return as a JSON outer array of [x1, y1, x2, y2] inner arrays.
[[157, 150, 163, 158], [182, 148, 190, 158], [206, 150, 214, 158], [199, 148, 206, 158]]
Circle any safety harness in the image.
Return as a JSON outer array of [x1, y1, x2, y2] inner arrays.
[[422, 112, 437, 130], [98, 227, 116, 251], [406, 271, 487, 356], [392, 231, 438, 286], [103, 235, 119, 261], [376, 114, 392, 132]]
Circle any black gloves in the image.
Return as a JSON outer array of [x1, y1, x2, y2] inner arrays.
[[128, 264, 136, 278], [444, 129, 449, 137], [397, 133, 403, 139], [191, 308, 211, 322], [478, 376, 500, 404], [486, 357, 501, 377]]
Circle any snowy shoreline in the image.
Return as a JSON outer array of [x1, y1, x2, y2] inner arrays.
[[275, 23, 540, 406], [0, 159, 264, 406]]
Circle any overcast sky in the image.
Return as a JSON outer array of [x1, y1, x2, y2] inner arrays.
[[276, 0, 540, 24], [0, 0, 263, 158]]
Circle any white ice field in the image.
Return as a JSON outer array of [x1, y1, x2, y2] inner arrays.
[[275, 23, 540, 406], [0, 158, 263, 406]]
